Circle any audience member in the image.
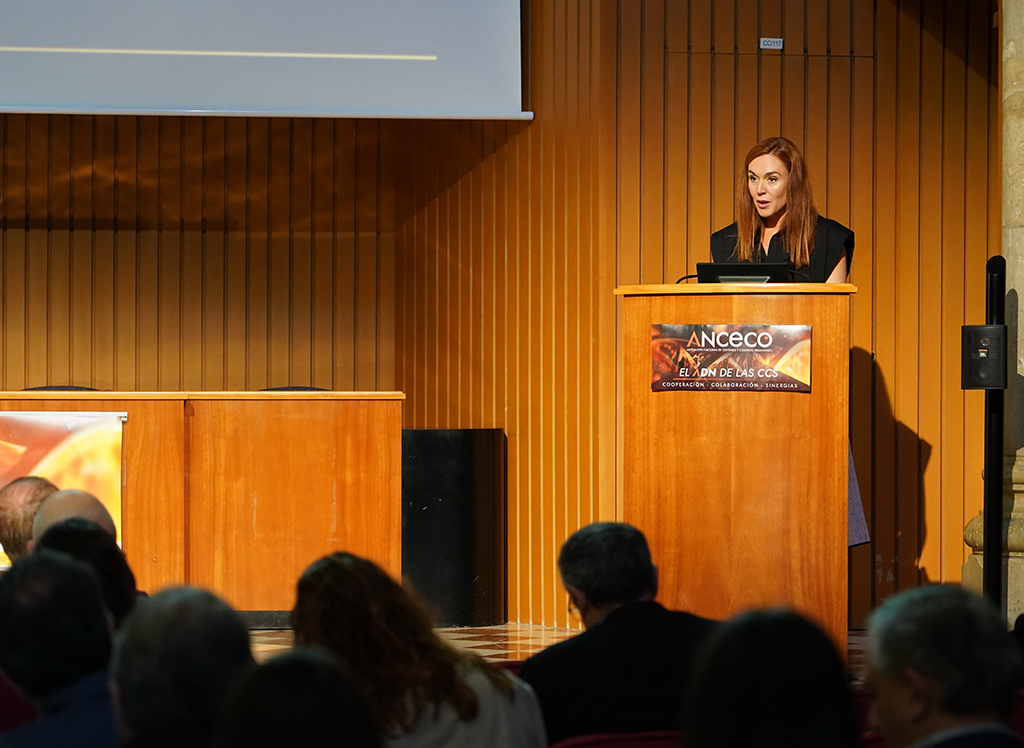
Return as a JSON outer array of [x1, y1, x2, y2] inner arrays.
[[111, 586, 255, 748], [35, 517, 139, 627], [0, 477, 58, 734], [682, 609, 860, 748], [518, 522, 717, 743], [30, 488, 116, 548], [291, 552, 546, 748], [0, 476, 58, 561], [214, 647, 381, 748], [864, 585, 1023, 748], [0, 550, 118, 748]]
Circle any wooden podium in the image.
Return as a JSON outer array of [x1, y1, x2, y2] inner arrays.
[[616, 284, 855, 644]]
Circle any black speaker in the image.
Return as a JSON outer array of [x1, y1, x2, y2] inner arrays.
[[402, 429, 506, 626], [961, 325, 1007, 390]]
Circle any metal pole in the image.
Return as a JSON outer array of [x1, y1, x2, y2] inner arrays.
[[983, 255, 1006, 607]]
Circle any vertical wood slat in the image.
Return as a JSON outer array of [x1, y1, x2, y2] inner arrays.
[[535, 0, 555, 626], [848, 55, 875, 626], [3, 115, 28, 390], [551, 0, 571, 627], [686, 54, 714, 264], [711, 55, 736, 231], [180, 117, 202, 391], [202, 118, 227, 391], [783, 0, 807, 56], [714, 0, 737, 52], [917, 0, 945, 582], [26, 116, 48, 387], [895, 0, 923, 591], [760, 0, 783, 39], [51, 115, 73, 387], [737, 0, 760, 53], [246, 118, 270, 391], [666, 0, 688, 52], [224, 118, 248, 392], [93, 118, 116, 390], [113, 118, 138, 392], [158, 117, 182, 392], [665, 52, 690, 281], [939, 0, 968, 582], [691, 0, 713, 53], [872, 0, 900, 605], [641, 1, 666, 285], [619, 0, 643, 284]]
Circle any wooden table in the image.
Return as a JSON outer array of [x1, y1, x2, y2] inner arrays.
[[0, 391, 403, 611]]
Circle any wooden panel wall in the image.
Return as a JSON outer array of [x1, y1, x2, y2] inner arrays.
[[396, 0, 1000, 627], [0, 116, 395, 392], [0, 0, 1000, 628], [394, 2, 619, 627]]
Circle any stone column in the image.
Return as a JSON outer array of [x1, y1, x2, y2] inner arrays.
[[962, 0, 1024, 621]]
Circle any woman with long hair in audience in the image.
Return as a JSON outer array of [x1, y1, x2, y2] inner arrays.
[[682, 609, 861, 748], [290, 552, 546, 748]]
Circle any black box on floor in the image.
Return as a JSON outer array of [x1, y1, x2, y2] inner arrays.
[[402, 429, 507, 627]]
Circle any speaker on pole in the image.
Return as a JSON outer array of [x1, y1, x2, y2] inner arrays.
[[962, 256, 1007, 608]]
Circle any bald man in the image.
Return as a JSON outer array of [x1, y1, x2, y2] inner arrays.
[[30, 489, 116, 550], [0, 476, 59, 561]]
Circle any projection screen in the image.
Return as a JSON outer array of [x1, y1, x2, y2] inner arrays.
[[0, 0, 530, 119]]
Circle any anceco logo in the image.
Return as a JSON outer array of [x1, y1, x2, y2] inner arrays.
[[685, 330, 774, 349]]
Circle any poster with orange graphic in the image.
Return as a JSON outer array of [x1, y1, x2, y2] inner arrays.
[[0, 412, 125, 566], [651, 324, 812, 392]]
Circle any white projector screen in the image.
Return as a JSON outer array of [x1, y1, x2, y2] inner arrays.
[[0, 0, 530, 119]]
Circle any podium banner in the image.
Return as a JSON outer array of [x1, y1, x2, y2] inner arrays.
[[651, 323, 812, 392]]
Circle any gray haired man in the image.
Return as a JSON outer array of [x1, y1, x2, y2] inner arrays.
[[864, 585, 1023, 748]]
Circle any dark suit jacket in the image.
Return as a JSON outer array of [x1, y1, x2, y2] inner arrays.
[[518, 600, 717, 744]]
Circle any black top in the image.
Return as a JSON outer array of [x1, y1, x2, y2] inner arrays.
[[710, 216, 854, 283], [518, 600, 717, 744]]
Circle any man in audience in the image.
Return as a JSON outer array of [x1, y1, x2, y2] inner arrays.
[[0, 476, 58, 561], [111, 586, 255, 747], [35, 518, 140, 627], [864, 585, 1022, 748], [29, 488, 116, 548], [519, 522, 717, 743], [0, 550, 118, 747]]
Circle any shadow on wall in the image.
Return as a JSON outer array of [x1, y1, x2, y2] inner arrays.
[[882, 0, 996, 82], [0, 115, 409, 234], [849, 346, 933, 626], [391, 119, 530, 227]]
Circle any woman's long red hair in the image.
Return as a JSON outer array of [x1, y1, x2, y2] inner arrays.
[[734, 137, 818, 268]]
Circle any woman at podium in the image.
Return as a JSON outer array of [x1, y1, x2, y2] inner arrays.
[[711, 137, 852, 283]]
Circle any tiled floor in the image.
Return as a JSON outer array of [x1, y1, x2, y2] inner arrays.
[[252, 625, 868, 673]]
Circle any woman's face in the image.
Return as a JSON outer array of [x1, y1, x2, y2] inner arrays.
[[747, 153, 790, 227]]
